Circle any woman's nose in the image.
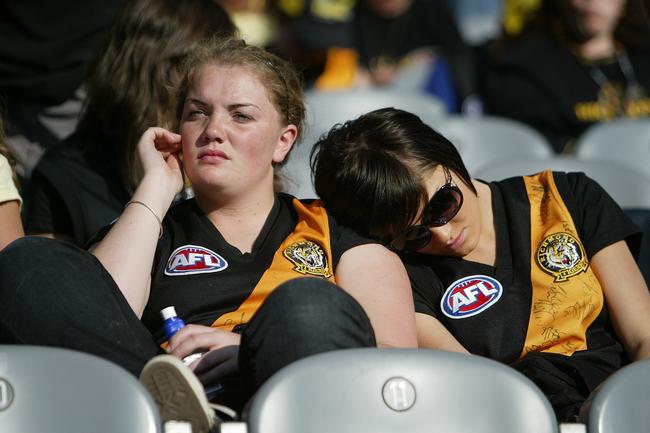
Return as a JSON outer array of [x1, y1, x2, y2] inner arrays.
[[428, 224, 452, 244], [202, 115, 224, 143]]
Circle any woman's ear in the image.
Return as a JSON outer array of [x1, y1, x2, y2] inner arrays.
[[272, 124, 298, 164]]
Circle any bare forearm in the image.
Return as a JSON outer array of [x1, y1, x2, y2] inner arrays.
[[91, 174, 177, 316], [0, 200, 23, 250], [631, 335, 650, 361]]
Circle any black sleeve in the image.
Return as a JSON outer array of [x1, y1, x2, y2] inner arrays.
[[404, 258, 444, 318], [328, 213, 377, 269], [22, 169, 73, 236], [557, 171, 642, 259], [83, 221, 113, 250]]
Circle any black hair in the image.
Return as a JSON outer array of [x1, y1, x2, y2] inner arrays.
[[310, 107, 474, 241]]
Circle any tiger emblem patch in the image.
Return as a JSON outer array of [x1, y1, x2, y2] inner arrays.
[[536, 232, 588, 281], [283, 240, 332, 277]]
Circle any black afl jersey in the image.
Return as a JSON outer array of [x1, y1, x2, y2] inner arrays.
[[141, 193, 373, 343], [406, 171, 640, 370]]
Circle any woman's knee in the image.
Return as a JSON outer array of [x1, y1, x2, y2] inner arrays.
[[251, 277, 375, 341], [0, 237, 89, 273], [0, 237, 111, 300], [264, 277, 365, 318]]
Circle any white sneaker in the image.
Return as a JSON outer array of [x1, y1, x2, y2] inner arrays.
[[140, 355, 217, 433]]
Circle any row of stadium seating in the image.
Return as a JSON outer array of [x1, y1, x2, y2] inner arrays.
[[1, 345, 648, 433], [281, 89, 650, 209]]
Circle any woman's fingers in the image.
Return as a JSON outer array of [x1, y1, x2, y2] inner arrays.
[[153, 129, 182, 151], [136, 128, 184, 191], [138, 127, 181, 156], [168, 324, 241, 359], [166, 152, 183, 172]]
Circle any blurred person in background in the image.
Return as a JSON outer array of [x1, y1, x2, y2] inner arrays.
[[353, 0, 480, 112], [271, 0, 358, 88], [0, 114, 24, 251], [23, 0, 236, 247], [272, 0, 480, 113], [0, 0, 125, 181], [483, 0, 650, 153]]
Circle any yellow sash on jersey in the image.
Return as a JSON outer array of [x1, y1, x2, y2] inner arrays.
[[211, 199, 336, 331], [520, 171, 603, 359]]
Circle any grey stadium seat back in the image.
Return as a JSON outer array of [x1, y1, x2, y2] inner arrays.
[[280, 88, 447, 199], [244, 348, 559, 433], [579, 358, 650, 433], [473, 155, 650, 209], [575, 119, 650, 176], [0, 345, 162, 433], [430, 115, 555, 174]]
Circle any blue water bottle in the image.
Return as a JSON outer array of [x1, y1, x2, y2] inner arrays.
[[161, 306, 205, 365], [161, 306, 186, 340]]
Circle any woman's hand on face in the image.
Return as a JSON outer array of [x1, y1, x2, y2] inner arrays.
[[136, 127, 184, 195]]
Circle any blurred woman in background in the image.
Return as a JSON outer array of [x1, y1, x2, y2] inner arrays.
[[483, 0, 650, 153], [24, 0, 236, 246], [0, 114, 23, 250]]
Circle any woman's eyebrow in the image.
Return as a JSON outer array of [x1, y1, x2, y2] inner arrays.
[[227, 102, 261, 111], [185, 97, 207, 106]]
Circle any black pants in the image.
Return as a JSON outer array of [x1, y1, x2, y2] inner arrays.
[[512, 349, 621, 422], [0, 237, 376, 401]]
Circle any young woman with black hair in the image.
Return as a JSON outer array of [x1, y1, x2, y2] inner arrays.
[[311, 107, 650, 421]]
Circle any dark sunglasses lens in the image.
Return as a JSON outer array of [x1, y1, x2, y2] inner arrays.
[[390, 226, 432, 252], [423, 186, 462, 226]]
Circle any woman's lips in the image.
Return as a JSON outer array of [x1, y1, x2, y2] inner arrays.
[[198, 149, 228, 163], [447, 228, 465, 251]]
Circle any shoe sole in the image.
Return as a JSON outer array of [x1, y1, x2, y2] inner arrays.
[[140, 355, 214, 433]]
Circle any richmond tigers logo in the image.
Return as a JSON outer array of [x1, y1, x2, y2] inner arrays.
[[536, 232, 588, 281], [283, 240, 332, 277]]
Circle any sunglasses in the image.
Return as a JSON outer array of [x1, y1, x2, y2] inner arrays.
[[388, 168, 463, 253]]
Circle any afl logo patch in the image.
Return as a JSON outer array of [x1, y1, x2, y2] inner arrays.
[[165, 245, 228, 276], [441, 275, 503, 319], [283, 240, 332, 277], [536, 232, 588, 282]]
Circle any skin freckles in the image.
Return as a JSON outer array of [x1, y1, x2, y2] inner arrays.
[[180, 64, 294, 201]]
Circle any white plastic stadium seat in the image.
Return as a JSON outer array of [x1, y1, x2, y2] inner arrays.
[[574, 119, 650, 176], [578, 358, 650, 433], [429, 115, 555, 174], [0, 345, 162, 433], [280, 88, 447, 199], [243, 348, 559, 433], [473, 155, 650, 210]]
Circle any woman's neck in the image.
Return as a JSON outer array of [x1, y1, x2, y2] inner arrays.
[[195, 187, 276, 253], [463, 181, 497, 266], [575, 34, 617, 61]]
